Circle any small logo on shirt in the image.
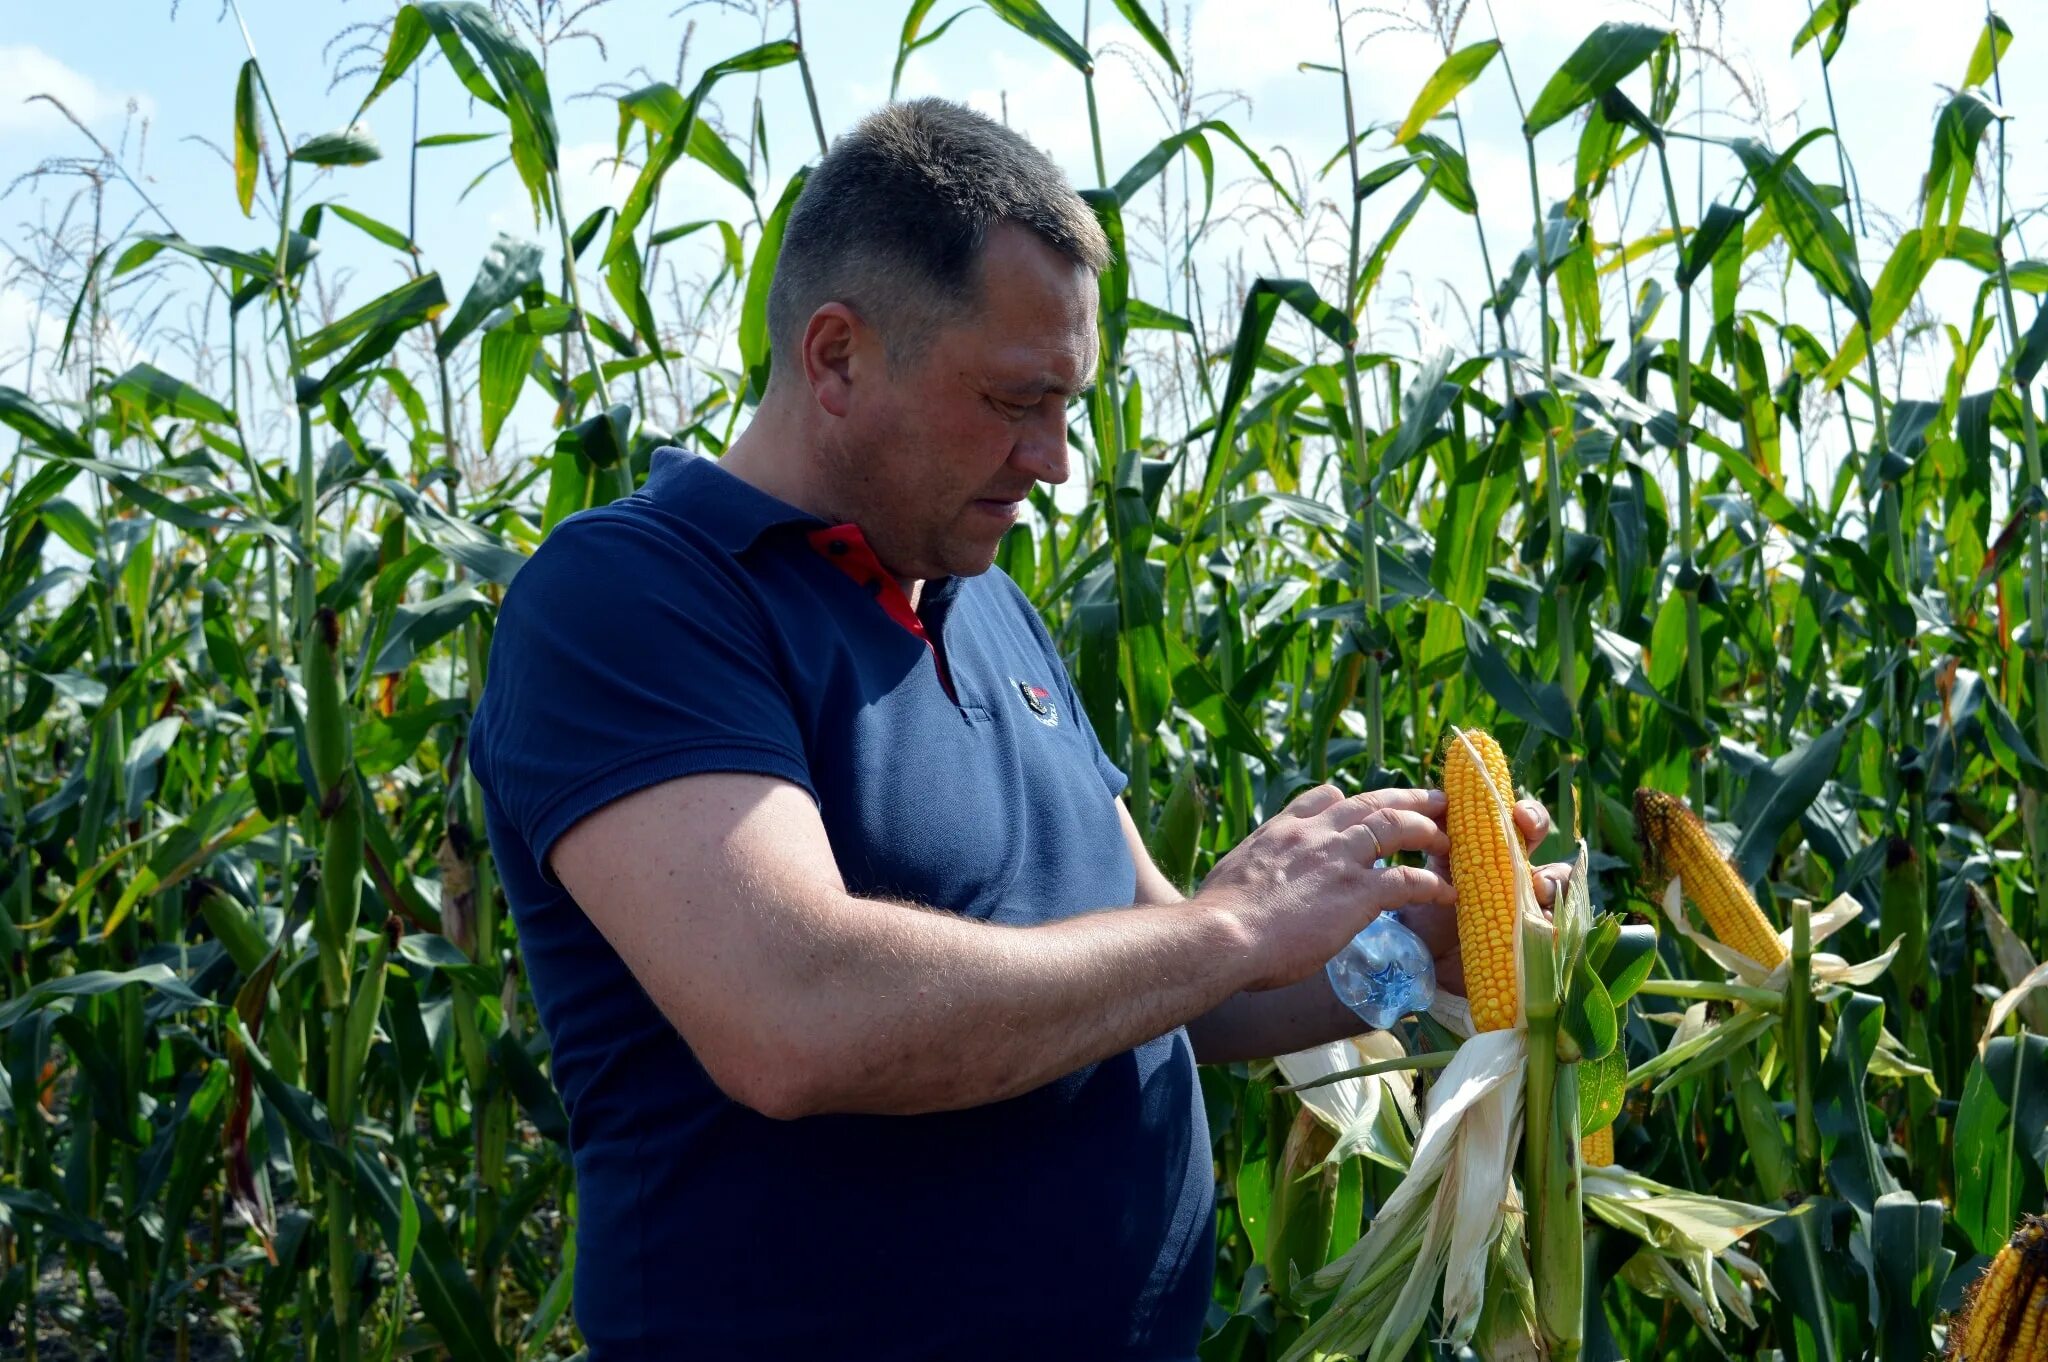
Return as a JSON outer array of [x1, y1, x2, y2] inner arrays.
[[1014, 680, 1059, 727]]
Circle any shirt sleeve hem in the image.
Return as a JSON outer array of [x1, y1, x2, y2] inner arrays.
[[1095, 750, 1130, 798], [529, 739, 816, 884]]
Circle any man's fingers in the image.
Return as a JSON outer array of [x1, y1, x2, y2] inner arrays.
[[1513, 799, 1552, 852], [1530, 861, 1573, 907], [1287, 783, 1347, 818], [1350, 808, 1450, 861], [1395, 897, 1460, 957], [1330, 787, 1447, 828], [1365, 863, 1457, 908]]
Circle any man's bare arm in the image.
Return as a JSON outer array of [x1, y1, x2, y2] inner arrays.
[[551, 773, 1452, 1121], [1132, 799, 1569, 1065], [1116, 802, 1373, 1064]]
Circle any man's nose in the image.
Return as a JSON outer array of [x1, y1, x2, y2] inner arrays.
[[1011, 404, 1071, 485]]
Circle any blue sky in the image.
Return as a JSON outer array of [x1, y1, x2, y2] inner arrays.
[[4, 1, 2041, 485]]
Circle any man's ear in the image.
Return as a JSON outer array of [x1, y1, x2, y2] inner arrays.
[[801, 302, 868, 419]]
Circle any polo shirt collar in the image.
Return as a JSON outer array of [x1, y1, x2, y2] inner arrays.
[[640, 449, 966, 620], [642, 445, 823, 554]]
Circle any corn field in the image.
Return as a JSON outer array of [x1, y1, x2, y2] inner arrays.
[[4, 0, 2048, 1357]]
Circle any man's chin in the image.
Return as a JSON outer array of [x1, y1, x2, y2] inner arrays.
[[932, 540, 1004, 580]]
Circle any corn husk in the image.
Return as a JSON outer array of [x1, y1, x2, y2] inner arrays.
[[1282, 741, 1560, 1362]]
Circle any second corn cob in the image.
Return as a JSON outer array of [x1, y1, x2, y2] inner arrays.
[[1634, 789, 1788, 971], [1947, 1214, 2048, 1361]]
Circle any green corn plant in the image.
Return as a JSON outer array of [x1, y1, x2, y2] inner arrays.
[[3, 2, 2048, 1359]]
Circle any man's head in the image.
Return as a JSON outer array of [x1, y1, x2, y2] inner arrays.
[[763, 98, 1109, 582]]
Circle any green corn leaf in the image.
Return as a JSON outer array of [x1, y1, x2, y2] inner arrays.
[[233, 59, 259, 215], [1727, 722, 1845, 887], [1953, 1033, 2048, 1255], [1815, 991, 1898, 1215], [1357, 154, 1423, 201], [291, 125, 382, 166], [1965, 12, 2013, 88], [371, 587, 491, 675], [648, 218, 744, 273], [1358, 176, 1435, 309], [111, 233, 274, 283], [566, 207, 611, 263], [1791, 0, 1860, 64], [1165, 632, 1270, 763], [1678, 201, 1746, 288], [1922, 90, 2003, 243], [1578, 1048, 1628, 1138], [0, 965, 209, 1032], [358, 3, 560, 222], [2012, 298, 2048, 388], [352, 1148, 511, 1362], [417, 130, 501, 147], [120, 715, 184, 821], [980, 0, 1091, 74], [1462, 614, 1574, 738], [1406, 132, 1476, 214], [105, 363, 236, 426], [327, 203, 415, 254], [0, 386, 94, 461], [1559, 954, 1618, 1063], [1113, 120, 1298, 219], [1148, 764, 1204, 890], [438, 234, 542, 356], [740, 168, 809, 401], [891, 0, 973, 99], [1109, 0, 1179, 76], [1871, 1192, 1953, 1362], [479, 323, 540, 455], [608, 42, 800, 260], [1524, 22, 1672, 137], [604, 241, 665, 363], [1729, 134, 1872, 325], [299, 273, 448, 366], [1396, 38, 1500, 144], [0, 1188, 121, 1253], [1124, 297, 1191, 334]]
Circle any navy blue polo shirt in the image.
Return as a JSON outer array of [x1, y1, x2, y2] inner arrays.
[[468, 448, 1214, 1359]]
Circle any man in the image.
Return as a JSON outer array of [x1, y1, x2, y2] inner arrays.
[[469, 98, 1560, 1359]]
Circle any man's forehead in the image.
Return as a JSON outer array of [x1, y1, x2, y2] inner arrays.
[[983, 337, 1097, 394]]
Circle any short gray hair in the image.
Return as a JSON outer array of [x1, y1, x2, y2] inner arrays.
[[765, 98, 1110, 373]]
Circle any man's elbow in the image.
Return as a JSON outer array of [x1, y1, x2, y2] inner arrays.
[[698, 1036, 828, 1121]]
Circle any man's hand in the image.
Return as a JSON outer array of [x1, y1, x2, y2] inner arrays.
[[1190, 783, 1456, 993], [1394, 798, 1575, 997]]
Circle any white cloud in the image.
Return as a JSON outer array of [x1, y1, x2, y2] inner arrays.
[[0, 288, 63, 389], [0, 45, 153, 138]]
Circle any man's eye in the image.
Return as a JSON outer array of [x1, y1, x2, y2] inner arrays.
[[990, 396, 1033, 420]]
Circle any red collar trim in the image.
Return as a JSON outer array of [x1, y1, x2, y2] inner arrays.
[[806, 523, 954, 699]]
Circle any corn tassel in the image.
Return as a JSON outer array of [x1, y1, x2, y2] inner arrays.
[[1443, 729, 1527, 1033], [1948, 1214, 2048, 1361], [1634, 789, 1788, 971]]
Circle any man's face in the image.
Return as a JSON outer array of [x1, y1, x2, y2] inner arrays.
[[829, 224, 1097, 583]]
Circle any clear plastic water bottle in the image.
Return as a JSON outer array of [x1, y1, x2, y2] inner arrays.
[[1326, 911, 1437, 1030]]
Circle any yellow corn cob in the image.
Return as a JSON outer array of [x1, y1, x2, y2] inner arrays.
[[1948, 1214, 2048, 1361], [1442, 728, 1527, 1034], [2011, 1281, 2046, 1362], [1580, 1123, 1614, 1168], [1633, 789, 1788, 971]]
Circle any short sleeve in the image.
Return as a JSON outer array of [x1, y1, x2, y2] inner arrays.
[[992, 570, 1127, 798], [469, 511, 813, 883]]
